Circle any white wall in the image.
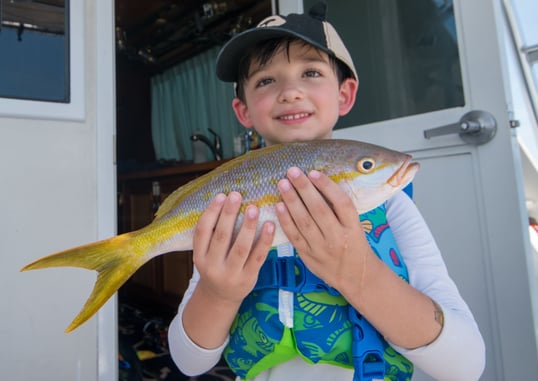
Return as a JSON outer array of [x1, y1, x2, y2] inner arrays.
[[1, 118, 98, 380], [503, 1, 538, 342], [0, 1, 116, 380]]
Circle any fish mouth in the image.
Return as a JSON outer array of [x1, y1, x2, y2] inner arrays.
[[387, 156, 420, 188]]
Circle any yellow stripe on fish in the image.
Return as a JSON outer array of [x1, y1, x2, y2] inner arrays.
[[21, 139, 419, 333]]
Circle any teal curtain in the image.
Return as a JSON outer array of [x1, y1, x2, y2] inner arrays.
[[151, 45, 244, 161]]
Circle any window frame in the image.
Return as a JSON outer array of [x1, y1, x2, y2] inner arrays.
[[0, 0, 85, 121], [503, 0, 538, 124]]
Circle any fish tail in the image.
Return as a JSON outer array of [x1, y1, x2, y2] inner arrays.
[[21, 233, 149, 333]]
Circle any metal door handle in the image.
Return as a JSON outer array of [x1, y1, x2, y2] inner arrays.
[[423, 110, 497, 145]]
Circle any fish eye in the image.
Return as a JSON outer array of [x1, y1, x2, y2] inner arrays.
[[357, 157, 376, 173]]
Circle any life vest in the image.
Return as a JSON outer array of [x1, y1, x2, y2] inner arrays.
[[223, 203, 414, 380]]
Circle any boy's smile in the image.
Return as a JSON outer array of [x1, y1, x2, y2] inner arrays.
[[232, 41, 357, 146]]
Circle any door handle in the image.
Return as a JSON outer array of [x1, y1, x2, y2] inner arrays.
[[423, 110, 497, 145]]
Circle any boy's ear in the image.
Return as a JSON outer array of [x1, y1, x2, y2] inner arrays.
[[338, 78, 358, 116], [232, 98, 254, 128]]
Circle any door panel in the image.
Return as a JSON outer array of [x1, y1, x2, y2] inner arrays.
[[412, 149, 500, 380], [281, 0, 538, 379]]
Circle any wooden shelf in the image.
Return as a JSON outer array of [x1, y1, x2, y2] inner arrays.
[[118, 159, 227, 181], [117, 160, 225, 311]]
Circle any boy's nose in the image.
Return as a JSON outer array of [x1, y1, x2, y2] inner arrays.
[[278, 84, 304, 103]]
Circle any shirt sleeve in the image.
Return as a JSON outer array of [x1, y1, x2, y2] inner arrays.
[[167, 267, 229, 376], [385, 191, 485, 381]]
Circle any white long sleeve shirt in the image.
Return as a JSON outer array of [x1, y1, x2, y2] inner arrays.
[[168, 191, 486, 380]]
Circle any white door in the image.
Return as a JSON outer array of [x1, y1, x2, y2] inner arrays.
[[280, 0, 538, 379]]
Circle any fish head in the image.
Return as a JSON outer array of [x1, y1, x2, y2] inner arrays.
[[326, 140, 420, 213]]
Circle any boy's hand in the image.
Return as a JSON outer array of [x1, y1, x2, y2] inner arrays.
[[275, 168, 447, 351], [276, 167, 373, 294], [192, 192, 275, 305]]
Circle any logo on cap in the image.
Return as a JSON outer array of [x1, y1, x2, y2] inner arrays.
[[257, 15, 286, 28]]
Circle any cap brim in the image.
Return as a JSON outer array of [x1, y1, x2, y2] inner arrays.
[[216, 27, 330, 82]]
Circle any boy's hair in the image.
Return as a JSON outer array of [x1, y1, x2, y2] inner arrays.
[[234, 37, 354, 102], [216, 2, 357, 99]]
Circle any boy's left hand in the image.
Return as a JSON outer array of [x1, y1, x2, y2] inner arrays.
[[276, 167, 373, 293]]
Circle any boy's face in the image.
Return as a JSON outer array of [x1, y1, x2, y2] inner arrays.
[[232, 41, 357, 146]]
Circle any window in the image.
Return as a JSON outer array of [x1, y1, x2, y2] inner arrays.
[[303, 0, 464, 129], [0, 0, 84, 120], [0, 0, 68, 102], [504, 0, 538, 121]]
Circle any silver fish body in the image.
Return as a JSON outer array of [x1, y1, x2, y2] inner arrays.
[[21, 139, 419, 332]]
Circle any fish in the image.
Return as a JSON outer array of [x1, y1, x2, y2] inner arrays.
[[21, 139, 419, 333]]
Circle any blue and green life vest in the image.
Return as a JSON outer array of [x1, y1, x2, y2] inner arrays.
[[223, 203, 414, 380]]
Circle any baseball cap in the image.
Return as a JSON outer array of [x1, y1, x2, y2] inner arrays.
[[215, 2, 358, 83]]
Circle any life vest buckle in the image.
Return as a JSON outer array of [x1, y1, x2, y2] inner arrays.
[[349, 308, 386, 381], [254, 256, 339, 295]]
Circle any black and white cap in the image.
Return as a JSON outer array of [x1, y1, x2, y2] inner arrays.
[[216, 2, 357, 82]]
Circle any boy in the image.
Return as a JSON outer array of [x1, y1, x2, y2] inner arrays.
[[168, 3, 485, 380]]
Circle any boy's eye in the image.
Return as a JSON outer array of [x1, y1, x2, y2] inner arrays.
[[256, 77, 274, 87], [304, 70, 321, 78]]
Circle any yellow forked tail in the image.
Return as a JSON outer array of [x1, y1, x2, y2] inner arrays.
[[21, 232, 149, 333]]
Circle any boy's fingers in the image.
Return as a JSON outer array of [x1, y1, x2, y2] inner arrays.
[[193, 193, 227, 260], [278, 168, 332, 235], [206, 192, 242, 261], [275, 201, 303, 243], [307, 170, 357, 227], [227, 204, 261, 267], [244, 221, 275, 274]]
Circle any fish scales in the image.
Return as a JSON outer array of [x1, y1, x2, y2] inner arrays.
[[21, 139, 419, 332], [158, 141, 359, 223], [155, 141, 363, 248]]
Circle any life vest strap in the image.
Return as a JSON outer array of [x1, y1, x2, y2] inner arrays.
[[254, 256, 340, 295], [349, 307, 386, 381], [254, 256, 386, 381]]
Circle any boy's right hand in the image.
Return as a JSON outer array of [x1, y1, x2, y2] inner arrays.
[[181, 193, 275, 350], [192, 192, 275, 305]]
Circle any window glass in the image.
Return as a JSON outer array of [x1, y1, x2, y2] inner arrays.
[[508, 0, 538, 106], [0, 0, 68, 102], [533, 64, 538, 93], [303, 0, 464, 128], [509, 0, 538, 46]]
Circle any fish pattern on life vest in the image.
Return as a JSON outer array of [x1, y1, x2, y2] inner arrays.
[[224, 203, 414, 380]]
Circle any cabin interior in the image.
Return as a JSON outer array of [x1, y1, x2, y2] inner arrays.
[[114, 1, 272, 379]]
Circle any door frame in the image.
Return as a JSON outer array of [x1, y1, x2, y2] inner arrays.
[[96, 0, 117, 380]]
